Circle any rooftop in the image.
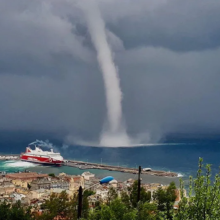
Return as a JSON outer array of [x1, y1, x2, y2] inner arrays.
[[6, 172, 48, 180], [82, 172, 95, 176]]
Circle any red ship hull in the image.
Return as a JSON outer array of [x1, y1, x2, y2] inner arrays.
[[20, 154, 63, 166]]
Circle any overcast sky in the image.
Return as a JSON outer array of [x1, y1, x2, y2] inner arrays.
[[1, 0, 220, 144]]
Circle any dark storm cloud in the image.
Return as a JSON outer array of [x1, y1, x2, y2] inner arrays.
[[0, 0, 220, 143], [118, 47, 220, 135], [100, 0, 220, 51]]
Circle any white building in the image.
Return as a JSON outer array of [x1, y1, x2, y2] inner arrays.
[[82, 172, 95, 181], [11, 193, 26, 201], [96, 188, 109, 200], [109, 180, 118, 188]]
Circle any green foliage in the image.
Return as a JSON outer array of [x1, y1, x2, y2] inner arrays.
[[100, 205, 115, 220], [176, 157, 220, 220], [110, 199, 127, 219], [48, 173, 55, 177], [138, 202, 159, 220], [83, 189, 95, 197], [122, 209, 137, 220], [0, 201, 33, 220], [129, 180, 151, 207], [87, 197, 161, 220], [87, 180, 160, 220], [87, 198, 133, 220], [107, 187, 118, 204], [39, 191, 78, 220], [121, 190, 131, 208], [153, 181, 177, 219], [27, 183, 31, 190], [82, 190, 95, 218]]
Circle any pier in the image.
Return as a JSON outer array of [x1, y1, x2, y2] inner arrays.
[[64, 160, 178, 177]]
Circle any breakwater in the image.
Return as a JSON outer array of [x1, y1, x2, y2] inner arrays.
[[0, 154, 19, 160], [64, 160, 178, 177], [0, 154, 178, 177]]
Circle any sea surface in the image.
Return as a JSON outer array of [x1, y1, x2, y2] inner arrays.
[[0, 133, 220, 186]]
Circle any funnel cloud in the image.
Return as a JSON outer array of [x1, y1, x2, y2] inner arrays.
[[80, 0, 130, 147]]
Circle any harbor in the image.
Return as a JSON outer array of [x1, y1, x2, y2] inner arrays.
[[0, 154, 178, 177]]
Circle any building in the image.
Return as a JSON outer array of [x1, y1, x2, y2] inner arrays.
[[109, 180, 118, 188], [31, 178, 51, 190], [50, 188, 72, 197], [50, 180, 69, 190], [28, 189, 50, 200], [88, 194, 101, 208], [6, 173, 48, 188], [96, 188, 109, 200], [84, 178, 100, 192], [15, 186, 29, 195], [69, 176, 84, 192], [82, 172, 95, 181], [58, 173, 67, 177], [0, 175, 10, 183], [10, 193, 26, 202], [0, 181, 15, 195]]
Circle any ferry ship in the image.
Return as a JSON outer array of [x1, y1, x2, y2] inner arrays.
[[20, 141, 64, 166]]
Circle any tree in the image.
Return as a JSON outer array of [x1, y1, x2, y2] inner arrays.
[[0, 201, 34, 220], [86, 208, 101, 220], [48, 173, 55, 178], [82, 190, 95, 219], [27, 183, 31, 190], [39, 191, 77, 220], [10, 201, 33, 220], [122, 210, 137, 220], [166, 182, 177, 219], [138, 202, 159, 220], [100, 205, 115, 220], [0, 201, 10, 220], [86, 199, 134, 220], [107, 187, 118, 204], [110, 199, 127, 220], [176, 158, 220, 220], [121, 191, 131, 208], [153, 182, 176, 219], [129, 180, 151, 208]]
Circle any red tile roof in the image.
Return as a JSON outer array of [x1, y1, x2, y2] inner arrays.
[[6, 173, 48, 180]]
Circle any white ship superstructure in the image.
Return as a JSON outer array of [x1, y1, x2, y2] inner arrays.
[[20, 141, 64, 166]]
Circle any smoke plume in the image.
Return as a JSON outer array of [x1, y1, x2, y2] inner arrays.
[[29, 140, 59, 152], [80, 0, 130, 146]]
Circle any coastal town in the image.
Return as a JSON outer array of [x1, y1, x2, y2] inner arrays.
[[0, 149, 182, 219], [0, 169, 181, 215]]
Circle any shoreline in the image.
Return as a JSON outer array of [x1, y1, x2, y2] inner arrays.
[[0, 154, 178, 177]]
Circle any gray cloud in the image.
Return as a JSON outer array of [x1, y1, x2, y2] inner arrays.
[[0, 0, 220, 144], [97, 0, 220, 51]]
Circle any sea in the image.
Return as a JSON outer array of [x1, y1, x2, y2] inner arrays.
[[0, 132, 220, 187]]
